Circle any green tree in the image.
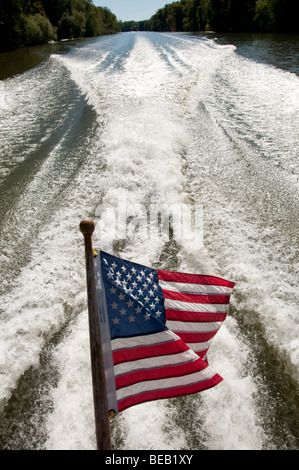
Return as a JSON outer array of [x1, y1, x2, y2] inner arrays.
[[72, 10, 86, 37], [99, 7, 120, 34], [254, 0, 275, 31], [0, 0, 27, 50], [25, 13, 56, 45], [85, 5, 103, 36], [182, 0, 200, 31]]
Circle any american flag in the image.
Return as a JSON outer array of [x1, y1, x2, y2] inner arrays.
[[94, 251, 235, 415]]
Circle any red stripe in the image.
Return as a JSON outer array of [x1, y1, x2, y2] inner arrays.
[[165, 308, 227, 323], [171, 330, 219, 343], [117, 374, 223, 412], [163, 290, 230, 304], [193, 348, 209, 361], [158, 270, 235, 287], [112, 337, 189, 365], [115, 357, 208, 389]]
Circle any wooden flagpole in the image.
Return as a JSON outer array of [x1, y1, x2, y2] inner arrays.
[[79, 220, 112, 450]]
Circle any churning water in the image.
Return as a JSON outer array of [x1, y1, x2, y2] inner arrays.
[[0, 32, 298, 450]]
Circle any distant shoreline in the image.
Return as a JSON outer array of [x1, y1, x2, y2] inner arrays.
[[0, 37, 93, 81]]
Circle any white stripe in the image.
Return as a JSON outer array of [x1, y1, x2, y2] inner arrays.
[[166, 320, 222, 333], [114, 349, 198, 377], [111, 329, 179, 352], [160, 280, 233, 295], [186, 340, 212, 352], [164, 298, 228, 313], [116, 368, 216, 401]]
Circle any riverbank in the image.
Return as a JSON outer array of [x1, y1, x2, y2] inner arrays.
[[0, 38, 95, 81]]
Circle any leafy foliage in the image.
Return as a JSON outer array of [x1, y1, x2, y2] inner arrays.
[[120, 0, 299, 33], [25, 14, 56, 45], [1, 0, 298, 52], [0, 0, 120, 52]]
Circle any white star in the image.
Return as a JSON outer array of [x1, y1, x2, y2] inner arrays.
[[127, 299, 134, 308], [120, 307, 127, 316], [135, 305, 142, 314], [110, 287, 116, 294], [121, 265, 126, 272], [144, 312, 151, 321], [112, 317, 120, 325], [111, 301, 118, 310], [118, 293, 125, 301], [111, 262, 117, 269], [131, 267, 136, 274], [128, 314, 135, 323]]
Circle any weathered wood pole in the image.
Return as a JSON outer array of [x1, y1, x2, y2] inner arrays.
[[80, 220, 111, 450]]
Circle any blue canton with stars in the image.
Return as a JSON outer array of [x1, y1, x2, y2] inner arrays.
[[99, 251, 167, 340]]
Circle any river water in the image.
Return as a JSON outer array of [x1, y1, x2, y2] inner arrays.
[[0, 32, 298, 450]]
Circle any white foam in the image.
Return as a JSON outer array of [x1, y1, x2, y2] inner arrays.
[[199, 319, 266, 450], [45, 312, 95, 450]]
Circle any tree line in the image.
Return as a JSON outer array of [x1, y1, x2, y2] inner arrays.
[[121, 0, 299, 33], [1, 0, 298, 52], [0, 0, 120, 52]]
